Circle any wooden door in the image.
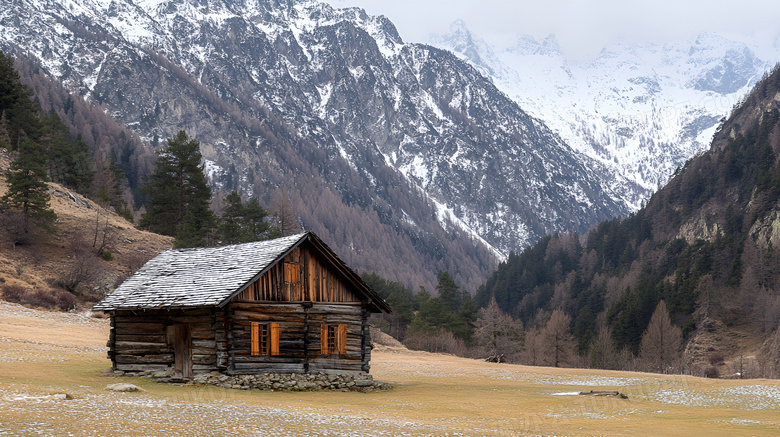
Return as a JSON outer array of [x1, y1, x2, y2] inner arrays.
[[171, 324, 192, 377]]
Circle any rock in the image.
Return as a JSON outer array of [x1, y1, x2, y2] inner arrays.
[[354, 379, 373, 387], [106, 383, 140, 392], [152, 371, 169, 378]]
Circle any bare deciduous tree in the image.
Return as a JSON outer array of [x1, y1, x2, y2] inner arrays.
[[474, 296, 523, 362], [757, 327, 780, 378], [1, 210, 30, 249], [639, 300, 683, 373], [521, 326, 544, 366], [589, 326, 619, 370], [58, 249, 101, 293], [271, 187, 300, 237], [542, 308, 576, 368]]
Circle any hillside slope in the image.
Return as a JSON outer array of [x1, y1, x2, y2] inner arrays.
[[0, 152, 172, 304], [477, 66, 780, 376]]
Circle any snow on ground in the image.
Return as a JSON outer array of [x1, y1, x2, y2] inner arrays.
[[642, 385, 780, 411], [0, 389, 443, 437], [1, 302, 779, 435]]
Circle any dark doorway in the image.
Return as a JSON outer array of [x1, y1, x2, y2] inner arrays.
[[169, 324, 192, 377]]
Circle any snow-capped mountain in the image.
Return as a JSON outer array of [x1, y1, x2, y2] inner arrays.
[[1, 0, 636, 289], [430, 21, 780, 201]]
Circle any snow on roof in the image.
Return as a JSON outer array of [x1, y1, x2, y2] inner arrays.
[[94, 233, 307, 311], [93, 232, 390, 313]]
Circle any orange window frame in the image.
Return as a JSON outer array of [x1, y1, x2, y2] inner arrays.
[[320, 323, 346, 355], [251, 322, 279, 356]]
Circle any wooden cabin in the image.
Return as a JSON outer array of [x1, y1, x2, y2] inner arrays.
[[93, 232, 391, 377]]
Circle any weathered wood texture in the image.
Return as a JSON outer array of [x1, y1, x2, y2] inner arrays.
[[225, 302, 367, 374], [110, 309, 218, 374], [236, 246, 361, 304]]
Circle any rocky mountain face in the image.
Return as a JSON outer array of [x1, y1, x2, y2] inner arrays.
[[1, 0, 634, 289], [430, 21, 780, 204], [477, 65, 780, 375]]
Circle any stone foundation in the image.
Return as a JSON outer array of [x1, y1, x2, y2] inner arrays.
[[108, 370, 392, 392]]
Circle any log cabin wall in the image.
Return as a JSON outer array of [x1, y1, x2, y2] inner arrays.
[[236, 246, 361, 304], [110, 308, 219, 374], [306, 304, 365, 373], [225, 301, 367, 374]]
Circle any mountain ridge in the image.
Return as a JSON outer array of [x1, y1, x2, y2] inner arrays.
[[476, 64, 780, 375], [2, 0, 639, 290], [429, 21, 780, 205]]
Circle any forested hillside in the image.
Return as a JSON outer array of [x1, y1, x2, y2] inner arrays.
[[475, 65, 780, 377]]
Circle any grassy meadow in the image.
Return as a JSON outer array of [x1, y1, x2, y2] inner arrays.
[[0, 301, 778, 436]]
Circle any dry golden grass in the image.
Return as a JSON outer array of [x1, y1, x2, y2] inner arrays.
[[0, 152, 172, 304], [0, 301, 778, 436]]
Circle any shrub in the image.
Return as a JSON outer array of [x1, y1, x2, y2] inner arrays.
[[404, 328, 468, 356], [1, 284, 78, 311], [51, 288, 77, 311], [25, 289, 57, 309], [100, 250, 113, 261], [1, 284, 26, 302]]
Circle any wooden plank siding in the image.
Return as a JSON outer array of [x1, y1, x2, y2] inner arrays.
[[110, 308, 219, 374], [236, 246, 361, 304], [224, 302, 366, 375]]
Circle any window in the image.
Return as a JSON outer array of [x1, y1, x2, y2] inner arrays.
[[251, 322, 279, 356], [284, 262, 300, 284], [320, 324, 346, 355]]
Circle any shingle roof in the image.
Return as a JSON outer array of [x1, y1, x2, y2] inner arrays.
[[94, 232, 390, 312], [93, 233, 307, 311]]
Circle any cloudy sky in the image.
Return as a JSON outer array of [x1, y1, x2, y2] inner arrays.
[[324, 0, 780, 57]]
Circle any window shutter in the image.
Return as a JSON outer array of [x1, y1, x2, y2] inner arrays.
[[338, 324, 347, 354], [320, 324, 328, 354], [250, 322, 259, 356], [270, 323, 280, 356]]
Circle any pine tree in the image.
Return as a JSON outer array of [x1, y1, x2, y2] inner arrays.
[[140, 131, 216, 247], [243, 197, 275, 240], [1, 136, 56, 233], [0, 110, 11, 149], [0, 51, 40, 148], [217, 191, 276, 245], [436, 271, 462, 311], [218, 190, 245, 245]]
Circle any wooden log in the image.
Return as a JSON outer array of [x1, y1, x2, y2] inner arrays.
[[230, 363, 305, 373], [579, 390, 623, 397], [116, 364, 169, 372], [193, 364, 217, 373], [192, 339, 217, 349], [192, 355, 217, 366], [115, 354, 173, 364], [115, 334, 167, 343], [113, 322, 166, 332], [191, 347, 216, 356]]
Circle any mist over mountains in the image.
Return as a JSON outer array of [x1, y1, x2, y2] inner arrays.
[[1, 0, 644, 290], [429, 22, 780, 206]]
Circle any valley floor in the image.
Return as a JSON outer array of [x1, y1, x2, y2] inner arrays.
[[0, 301, 778, 436]]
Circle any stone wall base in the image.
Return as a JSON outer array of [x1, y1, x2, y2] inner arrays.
[[105, 369, 393, 392], [191, 372, 393, 391]]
